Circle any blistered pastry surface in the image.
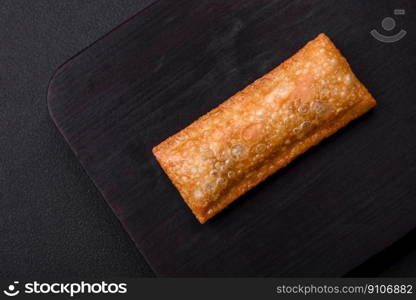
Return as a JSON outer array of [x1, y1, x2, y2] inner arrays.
[[152, 33, 376, 223]]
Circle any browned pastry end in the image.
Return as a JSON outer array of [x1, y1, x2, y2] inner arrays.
[[152, 33, 376, 224]]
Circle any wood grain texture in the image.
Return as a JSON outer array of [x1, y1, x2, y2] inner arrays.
[[48, 0, 416, 276]]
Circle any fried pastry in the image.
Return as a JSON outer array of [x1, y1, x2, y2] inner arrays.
[[152, 33, 376, 224]]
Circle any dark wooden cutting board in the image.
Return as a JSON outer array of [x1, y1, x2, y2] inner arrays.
[[47, 0, 416, 276]]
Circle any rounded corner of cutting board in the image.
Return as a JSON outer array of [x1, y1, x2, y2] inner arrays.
[[47, 64, 68, 128]]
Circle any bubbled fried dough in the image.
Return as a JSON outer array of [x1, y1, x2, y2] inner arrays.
[[152, 33, 376, 224]]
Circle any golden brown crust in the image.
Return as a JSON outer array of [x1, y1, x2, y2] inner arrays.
[[152, 33, 376, 224]]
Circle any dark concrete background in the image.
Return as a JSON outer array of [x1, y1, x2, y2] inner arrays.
[[0, 0, 415, 278], [0, 0, 155, 278]]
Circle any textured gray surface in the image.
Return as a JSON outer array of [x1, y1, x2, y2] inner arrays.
[[0, 0, 155, 278]]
